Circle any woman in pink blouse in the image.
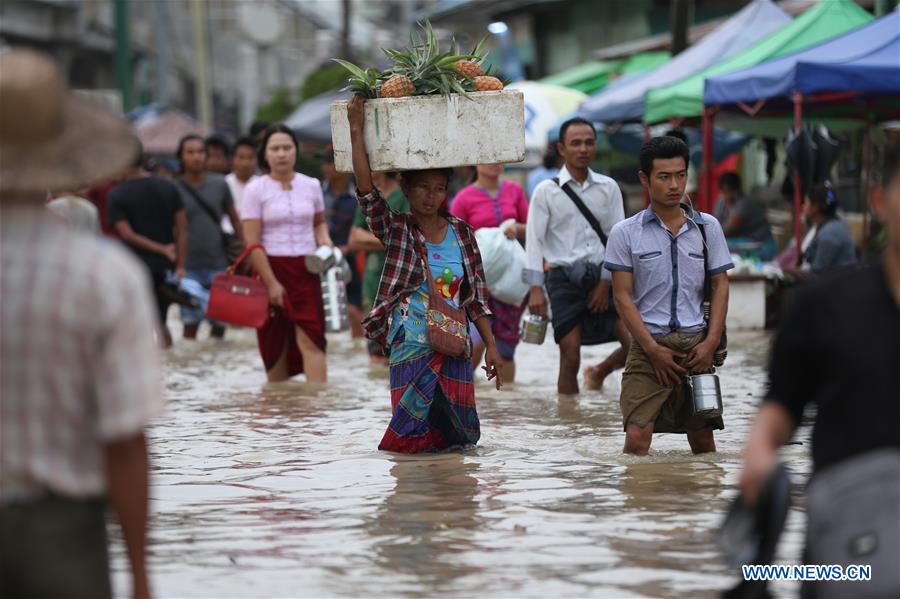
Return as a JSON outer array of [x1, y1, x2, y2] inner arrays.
[[450, 164, 528, 381], [242, 125, 334, 382]]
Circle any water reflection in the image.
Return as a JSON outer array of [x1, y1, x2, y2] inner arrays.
[[371, 455, 483, 592], [108, 327, 809, 598]]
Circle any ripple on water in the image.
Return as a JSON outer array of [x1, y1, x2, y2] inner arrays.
[[109, 325, 808, 598]]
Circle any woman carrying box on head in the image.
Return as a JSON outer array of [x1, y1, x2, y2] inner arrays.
[[346, 95, 503, 453]]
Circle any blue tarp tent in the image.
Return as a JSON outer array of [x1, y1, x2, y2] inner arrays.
[[705, 12, 900, 105], [285, 89, 352, 143], [700, 12, 900, 261], [577, 0, 790, 123]]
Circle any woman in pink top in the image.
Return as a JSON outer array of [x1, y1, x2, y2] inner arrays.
[[451, 164, 528, 381], [242, 125, 334, 382]]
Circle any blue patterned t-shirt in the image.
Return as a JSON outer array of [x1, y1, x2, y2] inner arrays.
[[388, 226, 465, 346]]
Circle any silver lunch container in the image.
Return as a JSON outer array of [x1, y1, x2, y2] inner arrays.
[[321, 267, 349, 333], [686, 373, 723, 417], [305, 245, 336, 274], [519, 314, 548, 345]]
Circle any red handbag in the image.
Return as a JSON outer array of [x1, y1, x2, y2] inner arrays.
[[206, 243, 269, 328]]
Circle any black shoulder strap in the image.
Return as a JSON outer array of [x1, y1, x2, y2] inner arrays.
[[178, 179, 222, 229], [552, 177, 607, 247], [695, 215, 713, 315]]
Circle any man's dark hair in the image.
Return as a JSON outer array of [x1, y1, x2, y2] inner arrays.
[[883, 142, 900, 188], [640, 136, 690, 177], [808, 182, 839, 218], [176, 133, 205, 162], [257, 124, 300, 173], [542, 144, 561, 169], [249, 121, 270, 139], [558, 117, 596, 144], [205, 134, 231, 157], [232, 135, 257, 154], [664, 127, 689, 145], [717, 172, 742, 192]]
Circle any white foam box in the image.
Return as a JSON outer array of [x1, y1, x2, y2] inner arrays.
[[329, 90, 525, 173]]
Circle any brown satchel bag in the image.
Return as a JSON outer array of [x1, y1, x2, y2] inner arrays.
[[413, 228, 469, 359]]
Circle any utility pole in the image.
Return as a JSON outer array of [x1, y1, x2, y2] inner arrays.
[[191, 0, 213, 129], [670, 0, 693, 56], [114, 0, 132, 111], [341, 0, 351, 59], [153, 0, 171, 106]]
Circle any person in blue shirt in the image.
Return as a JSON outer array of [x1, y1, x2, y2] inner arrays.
[[605, 136, 733, 455], [802, 182, 857, 274]]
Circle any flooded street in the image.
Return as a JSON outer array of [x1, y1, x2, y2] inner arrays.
[[114, 327, 812, 598]]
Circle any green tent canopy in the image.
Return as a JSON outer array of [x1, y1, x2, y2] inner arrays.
[[540, 51, 669, 95], [643, 0, 873, 124]]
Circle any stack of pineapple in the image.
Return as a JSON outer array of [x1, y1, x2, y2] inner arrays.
[[335, 22, 505, 99]]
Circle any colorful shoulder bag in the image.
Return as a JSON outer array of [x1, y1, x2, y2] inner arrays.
[[412, 228, 469, 359]]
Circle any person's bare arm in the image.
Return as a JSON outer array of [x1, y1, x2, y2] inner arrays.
[[113, 220, 174, 262], [173, 210, 187, 278], [313, 212, 333, 248], [686, 272, 729, 372], [348, 96, 374, 195], [226, 204, 244, 242], [243, 219, 284, 307], [501, 222, 527, 241], [349, 226, 384, 252], [514, 222, 526, 241], [612, 270, 686, 386], [473, 316, 503, 390], [104, 434, 151, 599], [740, 403, 795, 505]]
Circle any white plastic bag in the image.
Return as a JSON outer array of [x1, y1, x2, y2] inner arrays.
[[474, 227, 530, 305]]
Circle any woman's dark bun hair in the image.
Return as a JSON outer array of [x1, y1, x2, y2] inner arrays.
[[808, 181, 838, 218]]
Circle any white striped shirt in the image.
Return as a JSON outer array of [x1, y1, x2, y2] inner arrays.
[[1, 206, 164, 502]]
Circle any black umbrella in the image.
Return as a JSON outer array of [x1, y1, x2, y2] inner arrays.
[[784, 124, 841, 197]]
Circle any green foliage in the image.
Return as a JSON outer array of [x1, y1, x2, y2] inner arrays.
[[255, 87, 297, 123], [299, 65, 352, 102], [333, 20, 494, 99], [333, 59, 382, 98]]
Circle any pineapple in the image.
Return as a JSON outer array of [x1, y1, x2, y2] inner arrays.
[[380, 74, 415, 98], [334, 21, 497, 100], [474, 76, 503, 91], [453, 59, 484, 79], [382, 21, 471, 98]]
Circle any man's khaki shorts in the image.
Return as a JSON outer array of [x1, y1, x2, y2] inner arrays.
[[619, 331, 725, 433]]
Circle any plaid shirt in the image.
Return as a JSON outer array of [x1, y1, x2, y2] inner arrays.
[[1, 207, 163, 502], [357, 187, 491, 348]]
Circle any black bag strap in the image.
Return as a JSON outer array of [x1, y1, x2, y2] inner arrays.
[[695, 214, 713, 321], [178, 179, 224, 231], [552, 177, 607, 247]]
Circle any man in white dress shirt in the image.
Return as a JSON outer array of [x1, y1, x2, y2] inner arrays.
[[223, 136, 259, 233], [525, 117, 630, 395]]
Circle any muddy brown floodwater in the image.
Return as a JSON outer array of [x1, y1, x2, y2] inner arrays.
[[111, 327, 812, 598]]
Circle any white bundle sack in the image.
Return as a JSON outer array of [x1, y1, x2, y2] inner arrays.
[[474, 226, 530, 305]]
